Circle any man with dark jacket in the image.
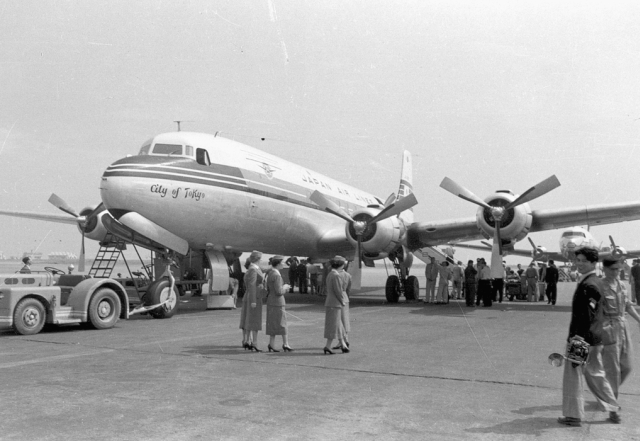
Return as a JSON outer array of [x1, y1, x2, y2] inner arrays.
[[559, 247, 620, 427], [545, 260, 559, 305]]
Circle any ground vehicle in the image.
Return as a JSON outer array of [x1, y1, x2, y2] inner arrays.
[[0, 272, 129, 335]]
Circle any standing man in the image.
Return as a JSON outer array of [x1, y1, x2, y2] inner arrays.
[[491, 261, 506, 303], [525, 262, 539, 302], [19, 256, 32, 273], [451, 261, 464, 300], [286, 256, 299, 293], [297, 259, 308, 294], [629, 259, 640, 305], [307, 259, 320, 295], [464, 260, 477, 307], [545, 260, 560, 305], [436, 261, 452, 304], [425, 256, 439, 304], [538, 262, 548, 302], [559, 247, 620, 427], [476, 258, 492, 307]]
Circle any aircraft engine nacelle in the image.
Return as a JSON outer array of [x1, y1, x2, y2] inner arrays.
[[612, 246, 627, 258], [345, 207, 404, 258], [533, 246, 548, 260], [77, 206, 109, 242], [475, 191, 533, 247]]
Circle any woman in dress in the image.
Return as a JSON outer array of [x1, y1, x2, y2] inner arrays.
[[600, 256, 640, 423], [265, 256, 292, 352], [323, 256, 350, 354], [241, 251, 264, 352]]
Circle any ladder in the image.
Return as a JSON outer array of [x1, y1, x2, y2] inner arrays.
[[88, 233, 126, 278]]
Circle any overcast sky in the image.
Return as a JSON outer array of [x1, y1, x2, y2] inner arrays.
[[1, 1, 639, 265]]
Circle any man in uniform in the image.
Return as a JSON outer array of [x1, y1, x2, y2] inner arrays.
[[525, 262, 539, 302], [424, 256, 439, 303], [450, 261, 464, 300], [558, 247, 620, 426], [476, 258, 492, 307], [436, 261, 452, 304], [629, 259, 640, 304]]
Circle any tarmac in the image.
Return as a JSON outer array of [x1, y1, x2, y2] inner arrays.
[[1, 282, 639, 441]]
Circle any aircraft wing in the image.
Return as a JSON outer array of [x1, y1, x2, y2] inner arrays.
[[529, 202, 640, 231], [451, 242, 567, 262], [408, 202, 640, 249], [0, 209, 78, 225]]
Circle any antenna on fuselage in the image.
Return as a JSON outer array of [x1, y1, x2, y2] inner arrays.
[[174, 120, 194, 132]]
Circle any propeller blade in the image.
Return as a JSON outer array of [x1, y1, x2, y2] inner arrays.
[[383, 193, 396, 207], [490, 227, 504, 279], [369, 192, 418, 224], [440, 177, 492, 209], [78, 232, 86, 272], [48, 193, 80, 218], [480, 241, 493, 249], [528, 237, 536, 249], [310, 191, 354, 223], [609, 235, 616, 249], [505, 175, 561, 209], [357, 235, 362, 269]]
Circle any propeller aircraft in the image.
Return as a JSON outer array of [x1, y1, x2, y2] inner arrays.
[[450, 226, 640, 263], [3, 130, 640, 317]]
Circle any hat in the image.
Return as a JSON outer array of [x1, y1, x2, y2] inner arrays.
[[248, 250, 263, 263], [272, 255, 284, 261], [331, 255, 347, 264]]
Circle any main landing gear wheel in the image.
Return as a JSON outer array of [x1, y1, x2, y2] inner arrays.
[[44, 267, 66, 276], [87, 288, 121, 330], [404, 275, 420, 301], [145, 277, 179, 319], [385, 275, 401, 303], [13, 298, 46, 335]]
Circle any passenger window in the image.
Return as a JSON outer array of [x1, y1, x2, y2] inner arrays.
[[196, 148, 211, 166], [22, 278, 35, 284], [4, 278, 18, 285]]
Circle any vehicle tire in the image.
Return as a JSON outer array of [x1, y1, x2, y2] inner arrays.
[[385, 275, 401, 303], [145, 278, 179, 319], [404, 275, 420, 301], [87, 288, 121, 330], [13, 298, 46, 335]]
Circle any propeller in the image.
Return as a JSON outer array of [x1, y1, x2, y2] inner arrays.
[[527, 237, 547, 261], [310, 190, 418, 268], [48, 193, 92, 272], [609, 235, 626, 258], [440, 176, 561, 278]]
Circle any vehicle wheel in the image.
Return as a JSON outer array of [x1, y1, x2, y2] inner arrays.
[[13, 298, 46, 335], [87, 288, 121, 329], [145, 278, 179, 319], [404, 275, 420, 301], [385, 275, 401, 303]]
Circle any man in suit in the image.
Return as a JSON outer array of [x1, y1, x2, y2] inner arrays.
[[559, 247, 620, 427], [545, 260, 560, 305], [424, 256, 439, 303]]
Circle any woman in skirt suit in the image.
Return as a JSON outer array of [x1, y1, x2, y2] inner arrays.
[[265, 256, 293, 352], [323, 256, 350, 354], [241, 250, 264, 352]]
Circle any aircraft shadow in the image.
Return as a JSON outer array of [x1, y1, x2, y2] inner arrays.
[[407, 301, 571, 316]]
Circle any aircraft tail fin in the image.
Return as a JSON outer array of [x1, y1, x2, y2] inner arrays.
[[397, 150, 414, 224]]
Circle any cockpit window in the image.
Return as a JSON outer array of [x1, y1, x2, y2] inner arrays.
[[562, 231, 586, 238], [152, 143, 183, 155], [196, 148, 211, 166], [138, 144, 151, 155], [185, 145, 194, 157]]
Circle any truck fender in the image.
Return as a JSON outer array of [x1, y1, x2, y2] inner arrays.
[[65, 278, 130, 321]]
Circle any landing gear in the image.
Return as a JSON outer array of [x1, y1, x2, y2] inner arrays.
[[385, 250, 420, 303], [144, 277, 179, 319]]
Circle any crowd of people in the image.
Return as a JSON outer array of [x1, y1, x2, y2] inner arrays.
[[423, 256, 562, 307], [239, 251, 351, 355]]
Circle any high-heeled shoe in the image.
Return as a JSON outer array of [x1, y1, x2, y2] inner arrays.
[[250, 344, 262, 352], [341, 345, 350, 353], [243, 342, 251, 350], [323, 347, 334, 355], [282, 345, 294, 352], [332, 341, 350, 350], [268, 344, 280, 352]]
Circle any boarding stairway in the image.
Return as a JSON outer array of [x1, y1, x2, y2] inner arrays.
[[88, 233, 127, 278]]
